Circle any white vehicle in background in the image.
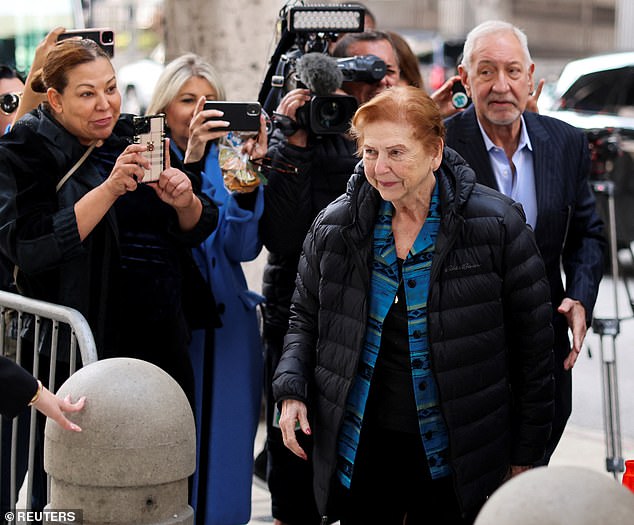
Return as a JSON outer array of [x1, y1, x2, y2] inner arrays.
[[117, 45, 164, 115], [543, 51, 634, 132], [543, 51, 634, 248]]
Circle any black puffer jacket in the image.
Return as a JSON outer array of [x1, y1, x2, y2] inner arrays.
[[260, 133, 357, 337], [273, 148, 555, 520]]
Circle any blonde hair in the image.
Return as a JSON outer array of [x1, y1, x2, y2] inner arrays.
[[146, 53, 225, 115]]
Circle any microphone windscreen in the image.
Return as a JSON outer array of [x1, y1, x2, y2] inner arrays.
[[295, 53, 343, 96]]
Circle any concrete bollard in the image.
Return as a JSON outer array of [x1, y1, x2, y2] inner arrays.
[[44, 358, 196, 525], [474, 465, 634, 525]]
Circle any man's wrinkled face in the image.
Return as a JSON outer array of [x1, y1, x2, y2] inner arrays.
[[459, 30, 534, 130]]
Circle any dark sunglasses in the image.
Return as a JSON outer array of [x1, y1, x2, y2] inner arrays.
[[0, 92, 22, 115]]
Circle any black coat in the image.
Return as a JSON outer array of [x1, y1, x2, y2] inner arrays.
[[273, 148, 555, 519], [445, 107, 605, 356], [0, 109, 218, 360], [260, 133, 357, 337]]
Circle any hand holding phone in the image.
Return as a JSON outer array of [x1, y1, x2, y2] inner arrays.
[[57, 28, 115, 57], [133, 114, 166, 183], [203, 101, 262, 132]]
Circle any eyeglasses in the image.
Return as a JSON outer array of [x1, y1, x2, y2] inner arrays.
[[0, 92, 22, 115]]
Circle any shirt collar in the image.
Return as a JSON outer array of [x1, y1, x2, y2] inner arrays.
[[374, 184, 440, 261], [477, 115, 533, 154]]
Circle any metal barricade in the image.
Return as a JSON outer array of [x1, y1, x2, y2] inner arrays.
[[0, 290, 98, 523]]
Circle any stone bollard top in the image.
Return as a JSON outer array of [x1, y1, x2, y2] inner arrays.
[[475, 465, 634, 525], [44, 357, 196, 487]]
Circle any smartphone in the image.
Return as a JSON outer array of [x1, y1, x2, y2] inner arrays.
[[203, 101, 261, 132], [451, 81, 471, 109], [133, 114, 165, 183], [57, 28, 115, 57]]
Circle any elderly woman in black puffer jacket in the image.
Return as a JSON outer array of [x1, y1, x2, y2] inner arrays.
[[273, 86, 554, 525]]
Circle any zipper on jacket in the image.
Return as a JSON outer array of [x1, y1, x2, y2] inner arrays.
[[430, 210, 463, 284]]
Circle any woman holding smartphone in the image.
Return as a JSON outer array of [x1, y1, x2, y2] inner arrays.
[[0, 38, 217, 400], [146, 53, 267, 525], [0, 37, 217, 517]]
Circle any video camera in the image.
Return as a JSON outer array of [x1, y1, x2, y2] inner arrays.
[[585, 128, 623, 180], [258, 3, 387, 135]]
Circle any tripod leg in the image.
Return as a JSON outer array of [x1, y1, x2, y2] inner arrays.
[[592, 181, 625, 477], [599, 333, 625, 478]]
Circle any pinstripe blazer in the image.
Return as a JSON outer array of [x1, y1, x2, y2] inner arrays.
[[445, 106, 606, 359]]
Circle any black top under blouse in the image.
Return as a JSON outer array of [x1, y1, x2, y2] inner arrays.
[[365, 258, 419, 433]]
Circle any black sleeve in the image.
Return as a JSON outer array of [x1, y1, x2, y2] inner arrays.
[[166, 148, 219, 247], [259, 138, 316, 255], [0, 356, 38, 419]]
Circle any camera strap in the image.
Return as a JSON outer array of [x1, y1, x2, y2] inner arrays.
[[56, 143, 96, 192]]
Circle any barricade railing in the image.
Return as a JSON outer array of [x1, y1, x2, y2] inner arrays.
[[0, 290, 98, 523]]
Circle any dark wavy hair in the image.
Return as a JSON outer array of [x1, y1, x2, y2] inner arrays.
[[0, 65, 25, 84], [387, 31, 424, 89]]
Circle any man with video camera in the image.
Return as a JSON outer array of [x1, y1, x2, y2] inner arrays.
[[258, 20, 401, 524]]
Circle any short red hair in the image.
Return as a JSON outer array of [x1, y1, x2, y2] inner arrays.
[[350, 86, 445, 156]]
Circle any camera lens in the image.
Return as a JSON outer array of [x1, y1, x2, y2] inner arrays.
[[0, 93, 20, 114], [246, 104, 260, 117], [102, 31, 114, 44], [318, 101, 343, 128], [307, 95, 357, 135]]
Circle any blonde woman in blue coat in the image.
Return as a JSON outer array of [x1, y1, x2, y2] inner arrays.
[[147, 54, 267, 525]]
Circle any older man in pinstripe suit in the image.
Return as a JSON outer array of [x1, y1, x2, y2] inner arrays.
[[444, 20, 606, 466]]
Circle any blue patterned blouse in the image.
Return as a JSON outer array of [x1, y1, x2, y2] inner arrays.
[[337, 183, 451, 488]]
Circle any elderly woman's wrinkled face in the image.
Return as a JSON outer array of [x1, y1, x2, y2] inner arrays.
[[47, 57, 120, 145], [361, 120, 442, 207], [165, 76, 217, 151]]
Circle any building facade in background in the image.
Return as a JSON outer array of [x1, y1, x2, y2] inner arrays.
[[3, 1, 630, 102]]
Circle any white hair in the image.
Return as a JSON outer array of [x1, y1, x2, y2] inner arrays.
[[460, 20, 532, 73]]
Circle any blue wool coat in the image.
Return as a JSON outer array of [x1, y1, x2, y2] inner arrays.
[[181, 143, 265, 525]]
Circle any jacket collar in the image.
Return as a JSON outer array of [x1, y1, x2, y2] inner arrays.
[[17, 108, 87, 173], [449, 106, 558, 235], [521, 111, 558, 237], [18, 108, 134, 172], [446, 106, 497, 190]]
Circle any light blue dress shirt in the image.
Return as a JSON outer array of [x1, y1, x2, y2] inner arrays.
[[477, 116, 537, 228]]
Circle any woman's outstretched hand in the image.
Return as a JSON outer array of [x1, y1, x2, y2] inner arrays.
[[279, 399, 311, 461]]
